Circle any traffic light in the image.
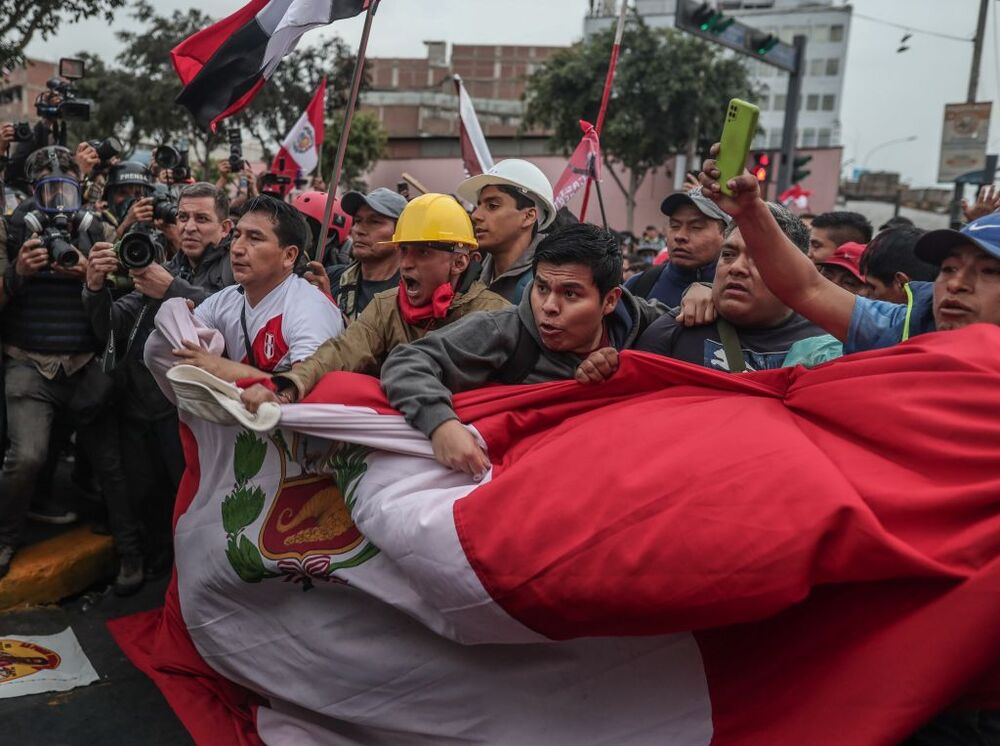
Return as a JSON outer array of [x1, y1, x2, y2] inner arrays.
[[752, 152, 770, 182], [749, 30, 780, 55], [793, 154, 812, 183], [684, 2, 735, 35]]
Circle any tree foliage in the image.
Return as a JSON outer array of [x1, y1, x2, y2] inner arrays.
[[524, 16, 756, 228], [321, 110, 387, 192], [66, 1, 385, 184], [0, 0, 126, 70]]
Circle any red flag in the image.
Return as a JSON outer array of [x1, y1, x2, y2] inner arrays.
[[111, 324, 1000, 744], [172, 0, 368, 131], [268, 77, 326, 194], [779, 182, 813, 210], [552, 120, 601, 209]]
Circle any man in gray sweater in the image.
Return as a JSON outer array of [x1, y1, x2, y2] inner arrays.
[[381, 223, 664, 478]]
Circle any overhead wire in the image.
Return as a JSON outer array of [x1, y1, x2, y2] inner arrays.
[[852, 11, 973, 43]]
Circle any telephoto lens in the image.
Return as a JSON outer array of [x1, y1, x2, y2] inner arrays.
[[118, 232, 159, 271], [44, 232, 80, 267]]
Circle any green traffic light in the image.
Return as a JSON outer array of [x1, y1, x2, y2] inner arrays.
[[793, 155, 812, 183], [757, 38, 778, 54]]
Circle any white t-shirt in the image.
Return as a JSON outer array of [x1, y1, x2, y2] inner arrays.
[[195, 274, 344, 374]]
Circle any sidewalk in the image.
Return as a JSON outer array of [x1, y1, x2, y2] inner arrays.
[[0, 462, 116, 611]]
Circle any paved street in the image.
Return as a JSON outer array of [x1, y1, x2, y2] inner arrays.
[[0, 576, 191, 746]]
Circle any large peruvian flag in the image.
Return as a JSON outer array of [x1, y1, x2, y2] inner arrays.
[[113, 307, 1000, 745], [269, 77, 326, 191], [552, 119, 602, 209], [454, 74, 494, 177], [172, 0, 368, 131]]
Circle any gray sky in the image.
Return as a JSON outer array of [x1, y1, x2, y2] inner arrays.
[[23, 0, 1000, 188]]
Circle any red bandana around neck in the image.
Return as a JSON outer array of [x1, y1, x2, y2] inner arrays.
[[397, 280, 456, 324]]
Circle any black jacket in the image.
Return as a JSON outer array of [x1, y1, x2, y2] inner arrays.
[[3, 199, 111, 354], [81, 236, 235, 419]]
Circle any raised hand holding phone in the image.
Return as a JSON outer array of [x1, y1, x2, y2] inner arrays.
[[716, 98, 759, 196]]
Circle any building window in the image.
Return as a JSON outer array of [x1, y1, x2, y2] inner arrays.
[[809, 58, 824, 76], [806, 94, 819, 111], [759, 95, 770, 111], [818, 128, 833, 147], [801, 128, 817, 147], [822, 94, 836, 111], [753, 132, 767, 149], [773, 94, 786, 111], [769, 129, 784, 148], [780, 26, 808, 44], [826, 58, 840, 76], [0, 85, 23, 105], [830, 24, 845, 42]]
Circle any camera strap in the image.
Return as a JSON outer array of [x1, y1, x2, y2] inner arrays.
[[100, 306, 117, 374], [240, 300, 257, 369], [100, 302, 150, 374]]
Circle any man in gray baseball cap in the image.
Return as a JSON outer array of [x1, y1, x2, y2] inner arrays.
[[314, 187, 409, 320], [624, 187, 731, 307], [340, 187, 408, 222]]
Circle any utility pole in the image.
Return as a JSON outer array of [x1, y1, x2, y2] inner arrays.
[[968, 0, 990, 103], [951, 0, 991, 227], [776, 35, 807, 196]]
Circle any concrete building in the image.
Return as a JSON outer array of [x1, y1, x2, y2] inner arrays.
[[0, 58, 59, 124], [585, 0, 852, 152], [361, 42, 561, 161]]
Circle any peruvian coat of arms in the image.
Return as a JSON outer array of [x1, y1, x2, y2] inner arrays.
[[221, 430, 379, 591]]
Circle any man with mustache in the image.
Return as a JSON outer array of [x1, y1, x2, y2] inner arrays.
[[697, 147, 1000, 353], [625, 189, 728, 307], [303, 188, 408, 321], [632, 203, 825, 371]]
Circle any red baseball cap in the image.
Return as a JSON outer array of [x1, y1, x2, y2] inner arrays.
[[819, 241, 866, 281]]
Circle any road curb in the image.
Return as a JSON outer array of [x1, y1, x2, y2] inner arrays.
[[0, 526, 115, 610]]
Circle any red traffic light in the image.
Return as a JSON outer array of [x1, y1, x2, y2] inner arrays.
[[752, 151, 770, 182]]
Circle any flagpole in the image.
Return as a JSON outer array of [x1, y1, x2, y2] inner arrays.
[[315, 0, 379, 263], [580, 0, 628, 223], [589, 154, 608, 230]]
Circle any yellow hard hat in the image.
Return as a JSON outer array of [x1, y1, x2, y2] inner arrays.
[[381, 193, 478, 249]]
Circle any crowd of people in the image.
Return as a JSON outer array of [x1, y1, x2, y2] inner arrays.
[[1, 110, 999, 608]]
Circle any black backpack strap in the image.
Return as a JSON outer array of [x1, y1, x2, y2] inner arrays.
[[630, 263, 667, 300], [715, 318, 746, 373], [492, 322, 542, 385]]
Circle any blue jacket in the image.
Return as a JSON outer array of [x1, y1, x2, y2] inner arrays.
[[624, 259, 718, 308]]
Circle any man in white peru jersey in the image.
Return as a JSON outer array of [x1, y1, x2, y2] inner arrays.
[[172, 194, 343, 380]]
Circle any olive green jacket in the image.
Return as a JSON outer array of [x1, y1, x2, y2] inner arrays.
[[276, 279, 509, 399]]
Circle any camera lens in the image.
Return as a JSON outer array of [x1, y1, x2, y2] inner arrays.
[[46, 234, 79, 267], [153, 145, 180, 170], [119, 233, 156, 270], [152, 198, 177, 224]]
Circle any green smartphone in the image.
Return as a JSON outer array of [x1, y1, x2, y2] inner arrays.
[[717, 98, 760, 196]]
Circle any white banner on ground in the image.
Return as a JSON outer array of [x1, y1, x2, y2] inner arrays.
[[0, 628, 99, 698]]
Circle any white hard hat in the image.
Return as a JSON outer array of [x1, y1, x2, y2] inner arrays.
[[456, 159, 557, 231]]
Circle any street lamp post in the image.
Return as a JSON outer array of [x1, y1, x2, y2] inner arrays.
[[862, 135, 918, 171]]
